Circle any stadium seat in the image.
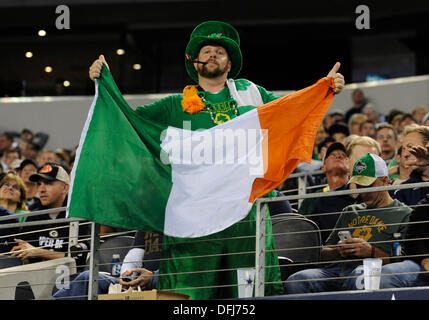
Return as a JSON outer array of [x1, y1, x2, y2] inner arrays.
[[271, 213, 322, 281], [92, 235, 135, 274]]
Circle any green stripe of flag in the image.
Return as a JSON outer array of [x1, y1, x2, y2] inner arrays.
[[68, 65, 171, 232]]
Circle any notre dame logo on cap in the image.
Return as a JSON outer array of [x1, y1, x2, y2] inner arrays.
[[354, 160, 367, 173]]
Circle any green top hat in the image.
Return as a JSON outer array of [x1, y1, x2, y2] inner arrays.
[[185, 21, 243, 83]]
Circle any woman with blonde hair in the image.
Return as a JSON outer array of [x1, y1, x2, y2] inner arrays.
[[348, 113, 368, 135], [0, 172, 28, 221]]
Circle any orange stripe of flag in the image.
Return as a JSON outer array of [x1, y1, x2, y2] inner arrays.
[[249, 77, 336, 203]]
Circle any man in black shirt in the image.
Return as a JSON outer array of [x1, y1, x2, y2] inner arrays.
[[11, 162, 90, 263]]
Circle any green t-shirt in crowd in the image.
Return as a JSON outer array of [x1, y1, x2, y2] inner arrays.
[[326, 199, 411, 255]]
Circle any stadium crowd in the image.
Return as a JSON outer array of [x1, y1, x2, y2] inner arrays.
[[1, 87, 429, 299]]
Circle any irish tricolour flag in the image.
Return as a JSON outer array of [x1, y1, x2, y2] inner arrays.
[[68, 65, 335, 238]]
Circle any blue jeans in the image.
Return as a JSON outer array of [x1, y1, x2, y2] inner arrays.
[[285, 262, 366, 294], [380, 260, 429, 288], [52, 271, 118, 300]]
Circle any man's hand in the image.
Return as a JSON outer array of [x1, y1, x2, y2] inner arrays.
[[404, 144, 429, 168], [10, 238, 41, 260], [119, 268, 154, 290], [327, 62, 345, 94], [89, 55, 110, 81], [338, 238, 372, 258]]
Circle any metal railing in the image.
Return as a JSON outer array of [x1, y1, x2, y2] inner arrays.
[[0, 175, 429, 299]]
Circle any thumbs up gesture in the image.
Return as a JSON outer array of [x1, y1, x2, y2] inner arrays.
[[327, 62, 345, 94], [89, 54, 110, 81]]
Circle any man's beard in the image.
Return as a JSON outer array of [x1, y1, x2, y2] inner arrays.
[[197, 62, 229, 78]]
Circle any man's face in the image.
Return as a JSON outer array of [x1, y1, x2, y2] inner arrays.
[[356, 177, 387, 208], [376, 128, 397, 156], [36, 151, 58, 167], [414, 109, 426, 123], [323, 149, 349, 175], [0, 135, 12, 152], [399, 118, 417, 133], [4, 151, 19, 167], [352, 90, 364, 105], [402, 131, 426, 172], [195, 45, 231, 79], [37, 179, 69, 207], [361, 122, 375, 137]]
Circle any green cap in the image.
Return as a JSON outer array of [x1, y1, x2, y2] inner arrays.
[[348, 153, 388, 186], [185, 21, 242, 83]]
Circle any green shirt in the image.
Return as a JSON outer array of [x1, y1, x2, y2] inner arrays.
[[15, 208, 28, 223], [135, 79, 279, 130], [388, 158, 400, 181], [326, 199, 411, 255]]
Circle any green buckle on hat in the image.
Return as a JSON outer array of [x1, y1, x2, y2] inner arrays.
[[208, 33, 222, 38]]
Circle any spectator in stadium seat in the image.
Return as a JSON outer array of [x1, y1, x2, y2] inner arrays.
[[16, 159, 40, 210], [397, 113, 417, 135], [386, 109, 403, 125], [303, 142, 361, 243], [11, 162, 90, 263], [0, 132, 14, 158], [344, 89, 368, 123], [22, 141, 40, 161], [379, 194, 429, 289], [299, 142, 347, 216], [285, 153, 411, 294], [422, 113, 429, 127], [316, 136, 336, 163], [393, 125, 429, 206], [360, 119, 376, 138], [0, 173, 27, 252], [35, 150, 59, 167], [362, 103, 383, 124], [375, 123, 399, 163], [322, 110, 345, 132], [52, 230, 161, 300], [412, 106, 427, 125], [391, 113, 405, 135], [1, 148, 21, 173], [328, 123, 350, 143], [390, 146, 410, 186], [313, 125, 328, 160], [348, 113, 368, 136], [346, 136, 381, 179], [0, 172, 29, 216]]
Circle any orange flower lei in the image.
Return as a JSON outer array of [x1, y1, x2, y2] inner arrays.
[[181, 85, 205, 114]]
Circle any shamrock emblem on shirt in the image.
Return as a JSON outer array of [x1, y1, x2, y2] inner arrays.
[[215, 113, 231, 124], [352, 225, 372, 242]]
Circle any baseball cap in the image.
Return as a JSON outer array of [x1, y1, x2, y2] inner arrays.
[[18, 159, 38, 171], [324, 142, 347, 162], [348, 153, 388, 186], [29, 163, 70, 184]]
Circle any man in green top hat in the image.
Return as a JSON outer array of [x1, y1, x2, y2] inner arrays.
[[89, 21, 345, 299]]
